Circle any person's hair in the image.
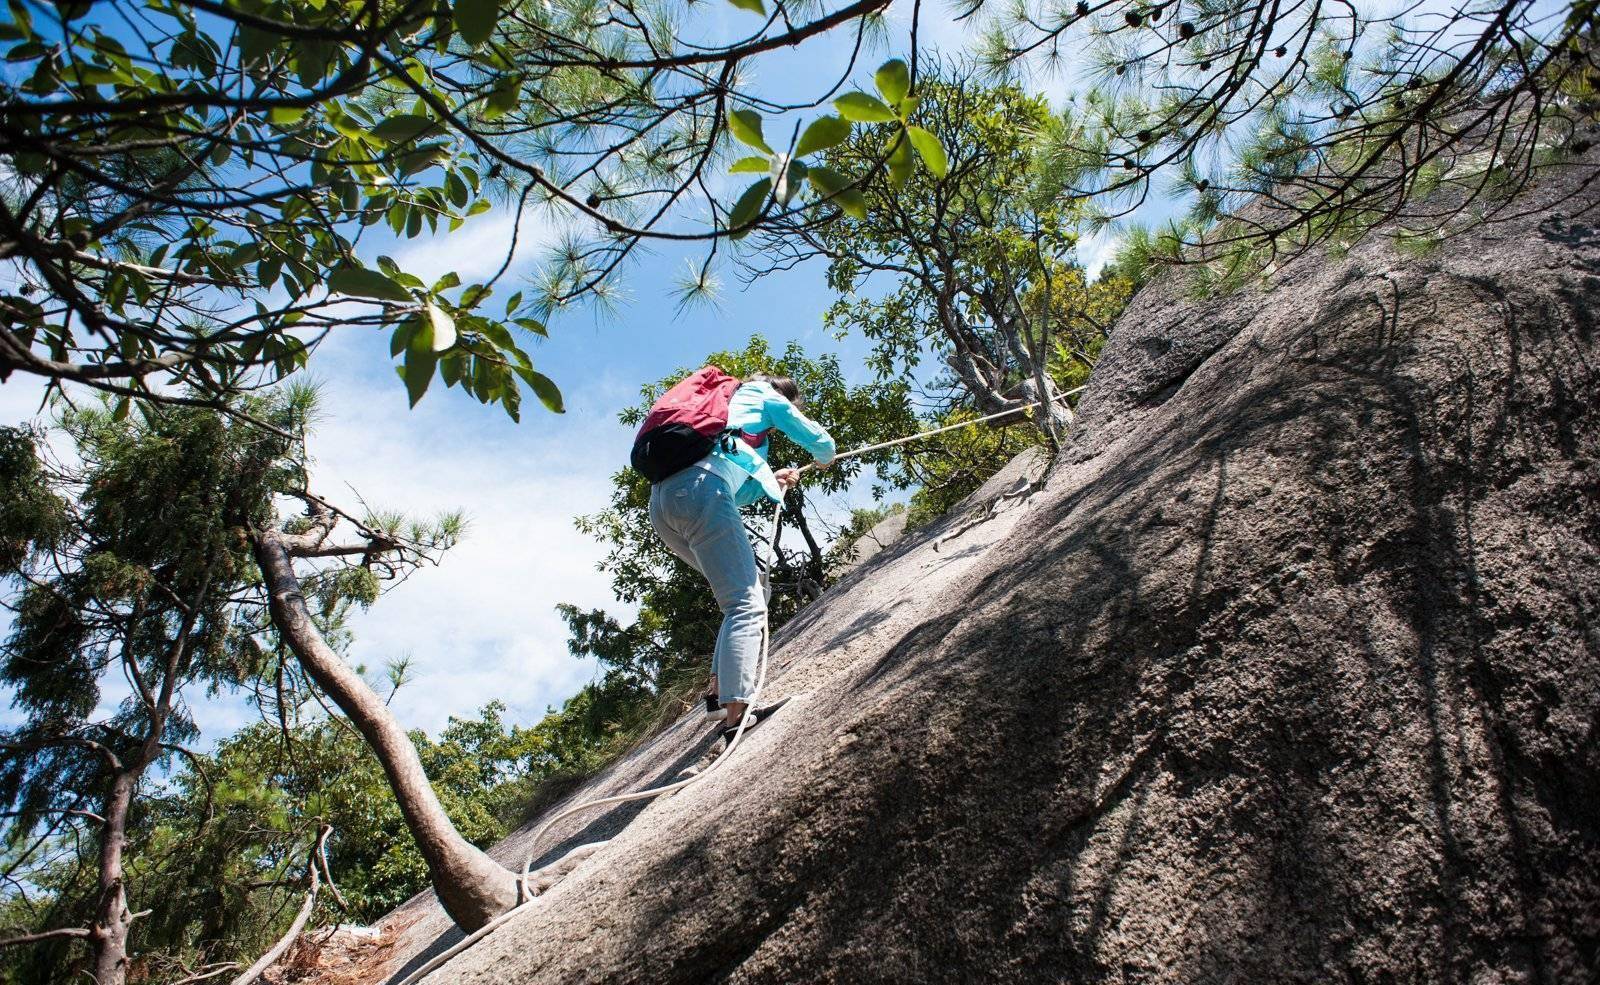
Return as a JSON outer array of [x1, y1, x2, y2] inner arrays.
[[749, 373, 802, 407]]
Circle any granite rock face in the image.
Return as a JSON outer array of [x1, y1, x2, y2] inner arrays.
[[338, 157, 1600, 985]]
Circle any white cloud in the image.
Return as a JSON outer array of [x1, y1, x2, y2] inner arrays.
[[301, 342, 627, 734], [0, 338, 628, 739], [1079, 227, 1123, 280], [387, 205, 563, 289]]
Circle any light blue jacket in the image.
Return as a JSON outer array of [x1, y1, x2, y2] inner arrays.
[[699, 381, 836, 506]]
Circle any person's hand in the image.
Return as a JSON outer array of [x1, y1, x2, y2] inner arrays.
[[774, 467, 801, 491]]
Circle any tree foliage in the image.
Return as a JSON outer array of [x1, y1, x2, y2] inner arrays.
[[0, 0, 942, 418], [0, 686, 583, 983], [0, 393, 307, 982], [973, 0, 1600, 282], [0, 390, 480, 980], [756, 65, 1130, 449]]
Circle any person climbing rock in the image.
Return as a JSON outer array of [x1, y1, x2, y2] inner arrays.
[[631, 368, 834, 739]]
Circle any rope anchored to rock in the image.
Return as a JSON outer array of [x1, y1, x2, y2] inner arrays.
[[392, 387, 1081, 985]]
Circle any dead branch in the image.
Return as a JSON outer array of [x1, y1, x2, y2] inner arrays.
[[0, 925, 92, 949], [228, 824, 332, 985]]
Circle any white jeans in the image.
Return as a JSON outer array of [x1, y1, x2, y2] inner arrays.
[[648, 466, 770, 704]]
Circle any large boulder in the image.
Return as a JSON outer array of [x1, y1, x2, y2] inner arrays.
[[342, 155, 1600, 985]]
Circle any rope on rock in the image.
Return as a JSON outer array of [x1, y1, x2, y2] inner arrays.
[[391, 386, 1082, 984], [801, 385, 1083, 473], [393, 499, 781, 985]]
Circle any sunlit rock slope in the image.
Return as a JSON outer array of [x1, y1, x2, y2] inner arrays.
[[325, 154, 1600, 985]]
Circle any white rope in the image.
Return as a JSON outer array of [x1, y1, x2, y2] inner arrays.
[[800, 386, 1084, 472], [391, 385, 1082, 984], [393, 500, 784, 985]]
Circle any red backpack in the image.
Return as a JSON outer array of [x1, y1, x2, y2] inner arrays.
[[630, 366, 768, 482]]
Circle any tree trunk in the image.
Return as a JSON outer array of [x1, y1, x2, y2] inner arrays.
[[251, 527, 521, 931], [783, 491, 825, 584], [87, 574, 210, 983], [89, 770, 137, 985]]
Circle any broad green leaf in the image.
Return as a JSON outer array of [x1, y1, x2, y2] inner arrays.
[[728, 109, 774, 155], [478, 319, 517, 350], [485, 73, 521, 119], [795, 115, 850, 158], [73, 65, 121, 85], [807, 166, 866, 218], [330, 108, 368, 142], [725, 0, 765, 12], [403, 346, 436, 407], [236, 24, 274, 68], [834, 92, 896, 123], [425, 302, 457, 351], [887, 133, 913, 189], [907, 125, 948, 178], [441, 351, 467, 387], [727, 177, 772, 239], [455, 0, 500, 46], [898, 94, 921, 117], [398, 143, 449, 177], [874, 59, 910, 106], [515, 365, 565, 412], [390, 317, 421, 357], [329, 266, 412, 302], [371, 114, 440, 144], [412, 312, 435, 351], [402, 322, 437, 406], [269, 106, 306, 125], [296, 40, 334, 87], [730, 155, 770, 174]]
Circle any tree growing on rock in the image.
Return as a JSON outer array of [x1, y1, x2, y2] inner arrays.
[[247, 473, 523, 933], [755, 67, 1131, 450]]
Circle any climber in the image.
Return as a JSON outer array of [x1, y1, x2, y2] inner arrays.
[[631, 368, 835, 739]]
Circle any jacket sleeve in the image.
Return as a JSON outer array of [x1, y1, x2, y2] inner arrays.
[[763, 388, 836, 465]]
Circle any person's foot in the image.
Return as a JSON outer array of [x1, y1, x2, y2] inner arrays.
[[719, 702, 778, 742], [702, 693, 726, 723]]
